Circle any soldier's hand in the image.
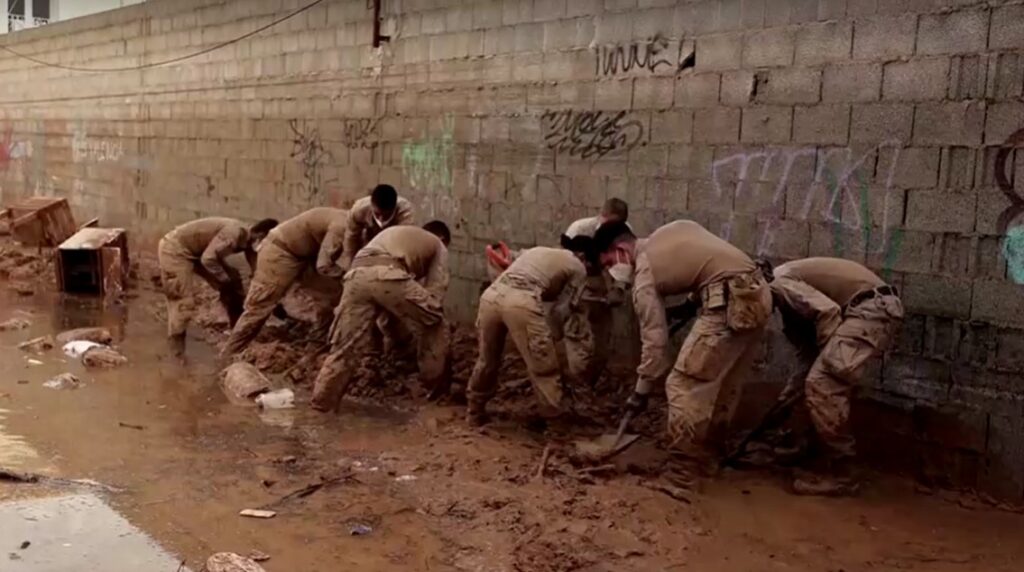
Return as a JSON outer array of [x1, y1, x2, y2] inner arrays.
[[625, 392, 649, 415]]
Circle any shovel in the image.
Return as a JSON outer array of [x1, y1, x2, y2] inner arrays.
[[573, 410, 641, 463]]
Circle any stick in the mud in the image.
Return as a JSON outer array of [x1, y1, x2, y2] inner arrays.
[[118, 422, 146, 430], [536, 444, 552, 479], [0, 467, 40, 483]]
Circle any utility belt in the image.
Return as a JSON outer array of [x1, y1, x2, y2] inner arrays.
[[698, 269, 771, 331], [350, 254, 407, 272], [846, 284, 898, 311]]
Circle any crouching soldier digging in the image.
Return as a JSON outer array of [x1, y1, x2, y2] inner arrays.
[[310, 221, 452, 412], [466, 239, 595, 426], [159, 217, 278, 355], [592, 220, 773, 471], [766, 257, 903, 496], [222, 207, 349, 357]]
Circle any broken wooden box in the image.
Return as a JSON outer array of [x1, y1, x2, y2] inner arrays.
[[55, 228, 130, 296], [1, 197, 77, 246]]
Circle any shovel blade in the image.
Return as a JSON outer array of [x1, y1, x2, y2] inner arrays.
[[573, 433, 641, 462]]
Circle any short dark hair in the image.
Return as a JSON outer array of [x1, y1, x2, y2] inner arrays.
[[564, 235, 599, 268], [250, 218, 279, 235], [592, 220, 635, 253], [371, 184, 398, 211], [602, 197, 629, 221], [423, 220, 451, 246]]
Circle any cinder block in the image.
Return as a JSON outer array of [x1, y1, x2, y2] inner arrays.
[[674, 73, 721, 107], [514, 22, 544, 52], [567, 0, 603, 18], [697, 33, 744, 71], [990, 5, 1024, 51], [742, 27, 795, 68], [594, 78, 634, 110], [913, 102, 985, 147], [947, 55, 987, 101], [650, 109, 693, 144], [667, 144, 716, 179], [632, 7, 675, 38], [852, 15, 916, 60], [905, 189, 976, 233], [973, 280, 1024, 328], [792, 104, 850, 144], [878, 146, 940, 190], [882, 57, 950, 102], [901, 272, 973, 319], [502, 0, 534, 25], [850, 103, 913, 143], [846, 0, 876, 16], [633, 77, 675, 110], [754, 68, 821, 104], [980, 414, 1024, 502], [720, 70, 755, 105], [822, 63, 881, 102], [532, 0, 567, 21], [693, 108, 741, 143], [719, 0, 743, 31], [741, 106, 793, 144], [917, 10, 989, 56], [472, 0, 503, 30], [984, 102, 1024, 146], [763, 0, 790, 26], [794, 21, 852, 66], [740, 0, 765, 28]]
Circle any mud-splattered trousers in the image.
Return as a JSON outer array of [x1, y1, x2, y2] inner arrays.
[[466, 275, 592, 416], [772, 277, 904, 460], [634, 256, 773, 455], [222, 240, 311, 356], [158, 237, 243, 337], [310, 262, 449, 411]]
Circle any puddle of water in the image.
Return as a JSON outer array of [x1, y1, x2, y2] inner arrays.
[[0, 493, 189, 571], [0, 408, 46, 472]]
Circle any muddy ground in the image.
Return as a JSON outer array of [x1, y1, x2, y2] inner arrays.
[[2, 240, 1024, 571]]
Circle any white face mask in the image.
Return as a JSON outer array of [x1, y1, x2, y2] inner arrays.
[[373, 211, 395, 228], [608, 262, 634, 286]]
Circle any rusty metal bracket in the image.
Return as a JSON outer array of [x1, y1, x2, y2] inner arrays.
[[371, 0, 390, 47]]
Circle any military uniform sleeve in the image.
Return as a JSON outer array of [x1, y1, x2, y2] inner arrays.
[[200, 226, 245, 284], [395, 199, 415, 226], [770, 276, 842, 348], [633, 252, 670, 395], [316, 222, 347, 278], [340, 208, 365, 271], [551, 261, 588, 330], [423, 244, 450, 300]]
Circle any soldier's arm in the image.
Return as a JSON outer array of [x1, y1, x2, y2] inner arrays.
[[770, 276, 841, 348], [423, 245, 450, 301], [551, 262, 588, 332], [633, 256, 670, 396], [316, 223, 346, 278], [396, 200, 415, 226], [200, 227, 244, 285], [340, 209, 364, 271]]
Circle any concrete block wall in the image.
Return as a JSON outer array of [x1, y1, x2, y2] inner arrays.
[[2, 0, 1024, 500]]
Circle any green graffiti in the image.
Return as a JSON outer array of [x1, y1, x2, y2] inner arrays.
[[1003, 226, 1024, 284], [827, 169, 903, 277], [401, 116, 454, 194]]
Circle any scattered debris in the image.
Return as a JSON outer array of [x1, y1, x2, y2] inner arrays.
[[63, 340, 102, 358], [55, 327, 113, 345], [16, 380, 28, 385], [17, 336, 54, 353], [0, 467, 40, 483], [644, 482, 693, 505], [262, 472, 355, 509], [18, 541, 29, 550], [205, 552, 267, 572], [395, 474, 418, 482], [0, 466, 120, 492], [9, 282, 34, 296], [0, 317, 30, 331], [349, 523, 373, 536], [26, 358, 43, 366], [255, 388, 294, 409], [536, 444, 552, 479], [222, 362, 271, 403], [82, 346, 128, 368], [44, 373, 82, 390], [247, 550, 270, 562], [576, 464, 618, 476], [239, 509, 276, 519], [118, 422, 145, 431]]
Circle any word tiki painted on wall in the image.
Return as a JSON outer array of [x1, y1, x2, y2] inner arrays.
[[288, 119, 335, 201], [71, 129, 123, 163], [594, 33, 696, 77], [712, 141, 904, 266], [402, 116, 459, 222], [995, 127, 1024, 284], [540, 110, 644, 160]]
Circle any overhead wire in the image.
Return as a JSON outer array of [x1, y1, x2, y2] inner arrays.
[[0, 0, 326, 73]]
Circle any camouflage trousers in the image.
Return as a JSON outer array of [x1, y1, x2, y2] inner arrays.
[[158, 237, 242, 337]]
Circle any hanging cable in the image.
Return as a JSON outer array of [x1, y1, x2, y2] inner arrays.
[[0, 0, 326, 73]]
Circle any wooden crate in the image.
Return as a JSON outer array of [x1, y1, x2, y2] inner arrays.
[[2, 197, 77, 246], [55, 228, 130, 296]]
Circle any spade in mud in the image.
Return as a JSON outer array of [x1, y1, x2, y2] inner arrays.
[[572, 412, 641, 464]]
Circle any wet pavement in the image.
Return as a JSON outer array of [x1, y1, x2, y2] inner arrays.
[[3, 283, 1024, 571]]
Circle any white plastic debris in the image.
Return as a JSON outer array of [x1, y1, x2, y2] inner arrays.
[[63, 341, 102, 358], [44, 373, 82, 390], [255, 389, 295, 410], [26, 358, 44, 366], [395, 475, 418, 482], [222, 362, 271, 403], [205, 552, 267, 572]]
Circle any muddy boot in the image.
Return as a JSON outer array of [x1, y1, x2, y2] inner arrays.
[[466, 402, 490, 427], [791, 458, 860, 497]]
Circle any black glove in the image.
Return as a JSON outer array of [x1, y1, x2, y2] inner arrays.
[[625, 392, 649, 415]]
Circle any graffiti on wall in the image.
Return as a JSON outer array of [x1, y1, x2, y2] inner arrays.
[[402, 116, 458, 220], [289, 119, 335, 201], [995, 127, 1024, 284], [72, 129, 123, 163], [0, 127, 33, 172], [540, 110, 644, 160], [712, 141, 904, 268], [594, 33, 696, 77], [342, 118, 381, 150]]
